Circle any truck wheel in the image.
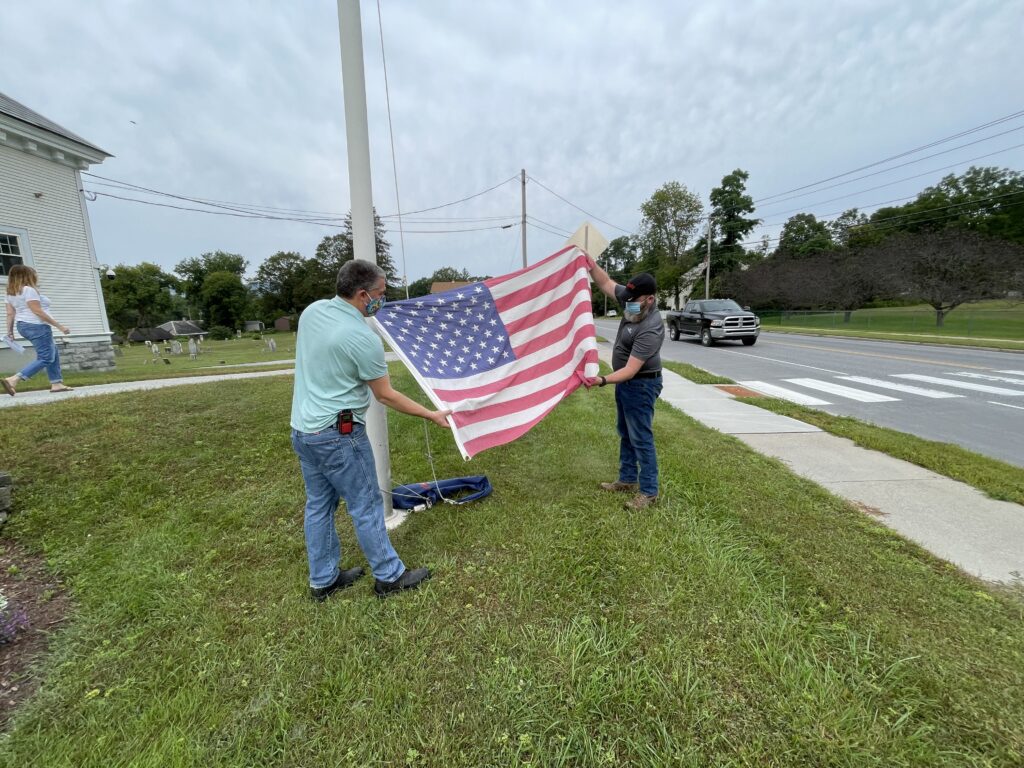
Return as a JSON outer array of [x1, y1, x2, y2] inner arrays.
[[700, 328, 714, 347], [742, 336, 757, 346], [669, 323, 679, 341]]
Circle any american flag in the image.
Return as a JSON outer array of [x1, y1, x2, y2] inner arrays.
[[372, 246, 599, 459]]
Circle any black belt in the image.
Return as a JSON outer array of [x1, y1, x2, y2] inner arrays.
[[633, 370, 662, 379]]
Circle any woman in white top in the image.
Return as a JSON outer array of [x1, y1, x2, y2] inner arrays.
[[3, 265, 73, 395]]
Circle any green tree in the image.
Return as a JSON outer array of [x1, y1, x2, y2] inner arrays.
[[591, 236, 638, 314], [707, 168, 759, 275], [100, 262, 179, 333], [174, 251, 248, 322], [638, 181, 704, 308], [869, 166, 1024, 243], [828, 208, 881, 249], [201, 271, 249, 329], [253, 251, 328, 320], [406, 267, 486, 299], [876, 229, 1024, 326], [601, 236, 640, 280], [315, 210, 396, 289], [775, 213, 835, 258]]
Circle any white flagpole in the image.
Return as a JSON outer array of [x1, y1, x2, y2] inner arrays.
[[337, 0, 393, 515]]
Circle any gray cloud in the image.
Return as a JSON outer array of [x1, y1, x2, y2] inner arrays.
[[3, 0, 1022, 282]]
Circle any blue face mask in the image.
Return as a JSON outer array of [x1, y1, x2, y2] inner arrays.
[[625, 301, 643, 315], [365, 294, 386, 316]]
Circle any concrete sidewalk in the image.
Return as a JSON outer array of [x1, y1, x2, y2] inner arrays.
[[0, 368, 295, 409], [634, 353, 1023, 584]]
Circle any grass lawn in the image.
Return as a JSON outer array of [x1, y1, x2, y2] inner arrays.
[[8, 335, 297, 392], [736, 397, 1024, 507], [662, 360, 733, 386], [661, 360, 1024, 506], [757, 300, 1024, 350], [1, 368, 1023, 765]]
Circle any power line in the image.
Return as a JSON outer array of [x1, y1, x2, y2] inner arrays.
[[710, 192, 1024, 255], [380, 175, 520, 217], [82, 170, 521, 224], [754, 108, 1024, 204], [756, 126, 1024, 212], [83, 173, 348, 220], [376, 0, 409, 295], [753, 142, 1024, 225], [87, 190, 346, 226], [526, 220, 572, 239], [758, 186, 1024, 231], [506, 222, 524, 271], [526, 215, 572, 236], [87, 190, 519, 233], [384, 214, 519, 223], [526, 174, 631, 233]]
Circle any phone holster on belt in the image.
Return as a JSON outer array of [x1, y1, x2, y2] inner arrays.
[[337, 410, 354, 434]]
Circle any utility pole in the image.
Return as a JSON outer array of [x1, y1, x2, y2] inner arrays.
[[705, 216, 713, 300], [521, 168, 527, 267], [337, 0, 392, 515], [602, 252, 608, 316]]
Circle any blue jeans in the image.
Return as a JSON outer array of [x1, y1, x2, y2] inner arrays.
[[291, 423, 405, 588], [15, 321, 63, 384], [615, 377, 663, 497]]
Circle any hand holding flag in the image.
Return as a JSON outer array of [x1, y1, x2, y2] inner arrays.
[[372, 246, 600, 459]]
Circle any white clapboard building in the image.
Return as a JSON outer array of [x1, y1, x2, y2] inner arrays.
[[0, 91, 115, 373]]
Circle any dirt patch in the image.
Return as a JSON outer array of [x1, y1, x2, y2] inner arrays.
[[0, 539, 71, 730], [851, 500, 887, 518], [715, 385, 765, 398]]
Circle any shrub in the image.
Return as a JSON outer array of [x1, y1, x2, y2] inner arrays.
[[208, 325, 234, 341]]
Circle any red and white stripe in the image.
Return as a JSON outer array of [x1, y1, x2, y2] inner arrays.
[[380, 246, 598, 459]]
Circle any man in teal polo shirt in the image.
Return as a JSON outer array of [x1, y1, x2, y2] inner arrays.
[[291, 260, 450, 601]]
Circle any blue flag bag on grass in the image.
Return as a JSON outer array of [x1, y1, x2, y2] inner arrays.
[[391, 475, 493, 510]]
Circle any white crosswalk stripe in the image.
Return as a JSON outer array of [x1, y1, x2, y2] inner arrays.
[[950, 371, 1024, 385], [894, 374, 1024, 396], [739, 381, 831, 405], [836, 376, 962, 399], [989, 401, 1024, 411], [784, 378, 899, 402]]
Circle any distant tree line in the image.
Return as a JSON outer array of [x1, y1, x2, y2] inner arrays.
[[101, 211, 397, 334], [604, 165, 1024, 327], [102, 167, 1024, 336]]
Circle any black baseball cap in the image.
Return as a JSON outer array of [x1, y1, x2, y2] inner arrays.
[[621, 272, 657, 300]]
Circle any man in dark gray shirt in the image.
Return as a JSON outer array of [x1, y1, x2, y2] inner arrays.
[[585, 260, 665, 510]]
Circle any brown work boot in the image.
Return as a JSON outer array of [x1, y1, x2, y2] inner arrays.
[[600, 481, 638, 493], [624, 493, 658, 511]]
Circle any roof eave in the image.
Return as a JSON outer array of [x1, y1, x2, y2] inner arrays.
[[0, 114, 111, 169]]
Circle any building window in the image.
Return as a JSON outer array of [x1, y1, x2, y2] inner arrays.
[[0, 233, 23, 276]]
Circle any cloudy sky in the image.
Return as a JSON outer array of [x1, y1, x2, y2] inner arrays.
[[3, 1, 1023, 284]]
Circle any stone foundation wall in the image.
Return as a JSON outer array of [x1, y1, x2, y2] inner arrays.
[[0, 472, 11, 530], [58, 340, 116, 372]]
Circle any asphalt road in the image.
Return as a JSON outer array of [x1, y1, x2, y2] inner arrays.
[[595, 320, 1024, 467]]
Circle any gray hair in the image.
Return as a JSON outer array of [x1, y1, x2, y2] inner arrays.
[[336, 259, 385, 298]]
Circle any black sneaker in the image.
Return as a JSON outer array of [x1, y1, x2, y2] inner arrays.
[[310, 566, 366, 602], [374, 567, 432, 598]]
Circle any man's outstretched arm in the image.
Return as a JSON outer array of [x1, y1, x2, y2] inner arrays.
[[368, 374, 451, 428], [586, 257, 619, 300]]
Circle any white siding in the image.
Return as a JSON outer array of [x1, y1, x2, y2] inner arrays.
[[0, 143, 110, 342]]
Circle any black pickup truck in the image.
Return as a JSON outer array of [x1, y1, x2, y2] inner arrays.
[[665, 299, 760, 346]]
